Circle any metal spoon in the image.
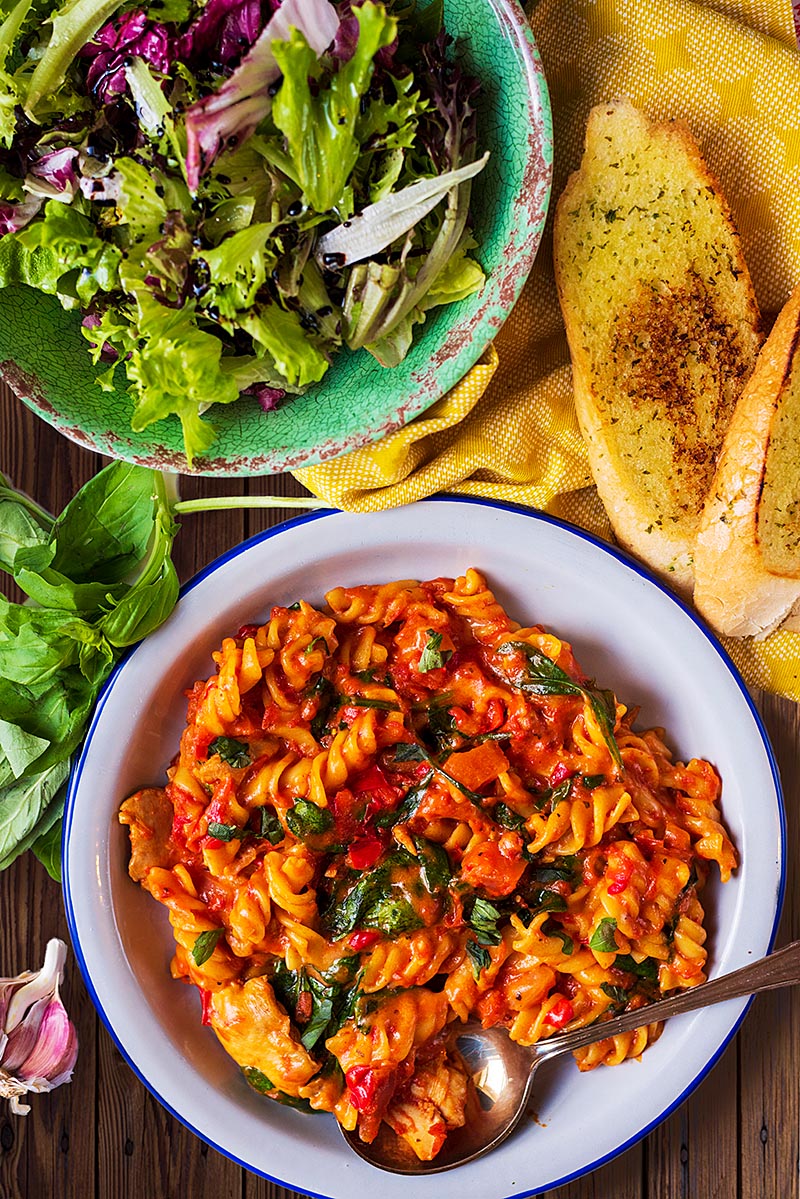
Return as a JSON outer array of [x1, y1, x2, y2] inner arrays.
[[340, 938, 800, 1174]]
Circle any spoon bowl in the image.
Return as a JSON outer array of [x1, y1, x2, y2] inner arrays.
[[341, 938, 800, 1174]]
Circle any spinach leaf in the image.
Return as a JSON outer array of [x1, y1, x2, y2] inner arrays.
[[309, 676, 336, 741], [243, 1066, 314, 1112], [372, 773, 432, 829], [528, 857, 579, 885], [286, 799, 334, 839], [337, 695, 400, 711], [208, 736, 251, 768], [589, 917, 619, 953], [191, 928, 225, 966], [493, 802, 526, 831], [413, 835, 451, 892], [361, 895, 424, 936], [493, 640, 622, 767], [418, 630, 451, 672]]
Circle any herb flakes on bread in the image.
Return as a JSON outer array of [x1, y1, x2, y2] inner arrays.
[[553, 100, 762, 593], [694, 282, 800, 638]]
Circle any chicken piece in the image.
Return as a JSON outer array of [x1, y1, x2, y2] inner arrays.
[[209, 976, 318, 1096], [119, 788, 175, 881]]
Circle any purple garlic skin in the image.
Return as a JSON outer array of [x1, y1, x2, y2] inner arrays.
[[0, 939, 79, 1115]]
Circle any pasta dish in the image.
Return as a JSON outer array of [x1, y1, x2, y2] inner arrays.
[[120, 570, 736, 1160]]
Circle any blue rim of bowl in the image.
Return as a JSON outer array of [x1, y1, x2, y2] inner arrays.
[[62, 495, 786, 1198]]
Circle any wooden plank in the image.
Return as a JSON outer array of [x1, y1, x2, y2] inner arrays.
[[739, 693, 800, 1199]]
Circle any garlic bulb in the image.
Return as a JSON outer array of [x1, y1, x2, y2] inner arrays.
[[0, 939, 78, 1115]]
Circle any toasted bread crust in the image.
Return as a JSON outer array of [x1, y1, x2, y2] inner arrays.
[[554, 101, 761, 593], [694, 283, 800, 637]]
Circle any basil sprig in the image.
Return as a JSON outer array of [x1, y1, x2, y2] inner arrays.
[[418, 630, 452, 673], [191, 927, 225, 966], [208, 736, 251, 768], [493, 641, 623, 767]]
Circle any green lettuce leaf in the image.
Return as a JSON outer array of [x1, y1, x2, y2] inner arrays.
[[238, 303, 330, 389], [15, 199, 122, 304], [270, 3, 396, 214]]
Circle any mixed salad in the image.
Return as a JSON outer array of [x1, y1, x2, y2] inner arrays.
[[0, 0, 487, 463]]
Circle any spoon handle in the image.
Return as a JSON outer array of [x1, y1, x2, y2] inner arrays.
[[533, 938, 800, 1064]]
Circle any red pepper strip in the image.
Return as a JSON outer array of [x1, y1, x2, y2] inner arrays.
[[205, 837, 224, 851], [348, 836, 384, 871], [550, 762, 571, 786], [349, 930, 382, 951], [346, 1065, 381, 1113], [607, 857, 635, 896], [545, 996, 574, 1029], [200, 989, 213, 1026], [353, 764, 399, 804]]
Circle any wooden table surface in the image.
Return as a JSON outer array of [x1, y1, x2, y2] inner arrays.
[[1, 390, 798, 1199]]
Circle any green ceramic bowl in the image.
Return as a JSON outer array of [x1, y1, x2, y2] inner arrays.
[[0, 0, 553, 476]]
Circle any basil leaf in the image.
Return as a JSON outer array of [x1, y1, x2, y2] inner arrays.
[[259, 807, 285, 844], [191, 927, 225, 966], [286, 798, 334, 839], [527, 887, 567, 914], [304, 636, 329, 655], [207, 821, 245, 842], [467, 897, 503, 946], [31, 805, 64, 882], [0, 759, 69, 872], [338, 695, 400, 711], [583, 774, 606, 789], [418, 630, 451, 672], [0, 718, 49, 780], [600, 982, 628, 1008], [589, 917, 619, 953], [208, 736, 251, 768], [466, 940, 491, 980], [614, 953, 658, 981], [542, 918, 574, 955]]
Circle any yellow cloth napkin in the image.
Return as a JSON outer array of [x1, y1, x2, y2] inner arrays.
[[294, 0, 800, 703]]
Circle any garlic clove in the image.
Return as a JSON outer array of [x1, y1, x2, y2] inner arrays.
[[1, 996, 49, 1072], [4, 940, 66, 1033], [18, 998, 76, 1084], [0, 939, 78, 1115]]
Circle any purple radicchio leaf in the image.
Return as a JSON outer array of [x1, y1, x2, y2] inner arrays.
[[81, 313, 119, 360], [82, 10, 171, 103], [245, 383, 285, 412], [176, 0, 262, 71], [0, 195, 43, 236], [26, 146, 79, 199], [184, 0, 340, 192], [332, 0, 398, 68]]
